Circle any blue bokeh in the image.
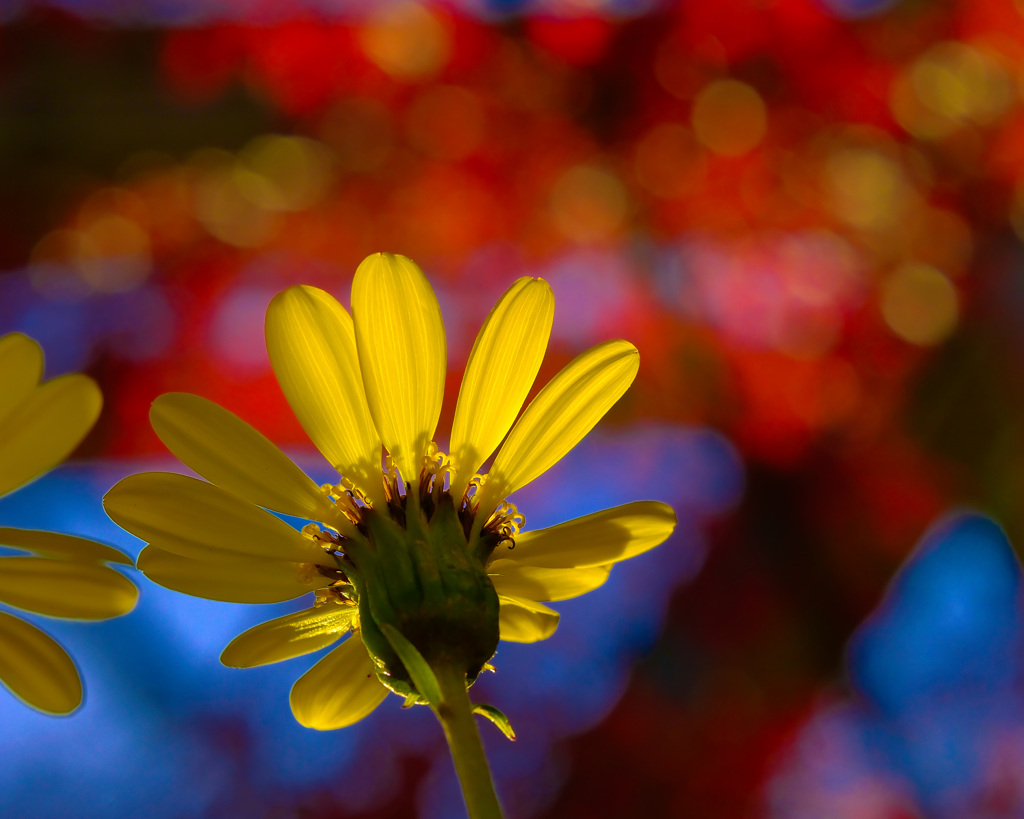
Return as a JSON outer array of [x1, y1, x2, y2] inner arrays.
[[769, 512, 1024, 818], [0, 424, 742, 818]]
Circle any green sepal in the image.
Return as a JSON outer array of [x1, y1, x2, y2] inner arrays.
[[351, 497, 500, 696], [380, 622, 442, 709], [472, 703, 516, 741]]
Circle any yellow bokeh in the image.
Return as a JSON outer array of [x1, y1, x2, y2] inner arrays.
[[891, 42, 1013, 139], [191, 149, 280, 248], [358, 2, 451, 82], [76, 215, 152, 292], [691, 80, 768, 157], [825, 147, 914, 233], [234, 135, 335, 213], [550, 164, 629, 243], [30, 215, 151, 295], [880, 262, 959, 346]]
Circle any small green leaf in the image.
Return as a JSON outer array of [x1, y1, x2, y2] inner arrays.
[[473, 703, 516, 741], [379, 623, 442, 709]]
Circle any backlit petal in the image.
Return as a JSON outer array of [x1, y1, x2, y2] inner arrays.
[[449, 278, 554, 501], [0, 373, 101, 498], [137, 545, 329, 604], [290, 631, 388, 730], [505, 501, 677, 569], [480, 340, 639, 514], [104, 472, 333, 566], [221, 605, 355, 668], [266, 285, 385, 508], [497, 594, 560, 643], [0, 527, 132, 566], [351, 253, 445, 486], [0, 611, 81, 714], [151, 392, 350, 528], [0, 333, 43, 425], [489, 560, 610, 602], [0, 557, 137, 619]]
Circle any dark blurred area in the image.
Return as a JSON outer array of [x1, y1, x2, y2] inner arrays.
[[4, 0, 1024, 816]]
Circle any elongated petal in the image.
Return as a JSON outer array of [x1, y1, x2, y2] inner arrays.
[[351, 253, 445, 486], [137, 545, 329, 603], [489, 560, 610, 602], [497, 594, 560, 643], [480, 340, 639, 514], [0, 527, 132, 566], [150, 392, 350, 528], [506, 501, 677, 569], [0, 557, 137, 619], [104, 472, 333, 566], [221, 604, 355, 668], [0, 611, 81, 714], [290, 631, 388, 730], [449, 278, 554, 501], [0, 333, 43, 425], [0, 374, 101, 499], [266, 285, 385, 508]]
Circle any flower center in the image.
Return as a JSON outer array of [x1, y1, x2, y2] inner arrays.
[[303, 446, 519, 698]]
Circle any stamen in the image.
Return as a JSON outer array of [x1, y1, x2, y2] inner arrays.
[[421, 443, 454, 506], [465, 472, 486, 505], [484, 500, 525, 549], [320, 481, 365, 522], [314, 585, 355, 607], [382, 455, 402, 507], [302, 522, 345, 557]]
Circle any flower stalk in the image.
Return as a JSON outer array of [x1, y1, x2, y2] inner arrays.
[[434, 662, 504, 819]]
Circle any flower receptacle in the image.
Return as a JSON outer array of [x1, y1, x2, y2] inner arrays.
[[349, 495, 500, 699]]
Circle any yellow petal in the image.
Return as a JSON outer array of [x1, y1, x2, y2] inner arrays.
[[265, 285, 385, 509], [0, 373, 101, 499], [0, 333, 43, 425], [137, 545, 329, 604], [0, 527, 132, 566], [290, 631, 388, 730], [221, 605, 355, 668], [351, 253, 446, 487], [480, 340, 639, 514], [506, 501, 677, 569], [497, 594, 560, 643], [449, 278, 554, 501], [151, 392, 351, 529], [0, 557, 137, 619], [0, 611, 81, 714], [104, 472, 333, 566], [488, 559, 610, 602]]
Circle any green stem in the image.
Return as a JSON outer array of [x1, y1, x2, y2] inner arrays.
[[433, 662, 504, 819]]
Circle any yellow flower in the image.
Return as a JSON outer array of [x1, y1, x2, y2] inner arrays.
[[0, 333, 138, 714], [104, 253, 675, 731]]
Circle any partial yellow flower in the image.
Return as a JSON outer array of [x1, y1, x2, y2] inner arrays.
[[0, 333, 138, 715], [105, 253, 676, 731]]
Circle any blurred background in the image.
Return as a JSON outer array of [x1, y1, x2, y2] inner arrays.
[[3, 0, 1024, 816]]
